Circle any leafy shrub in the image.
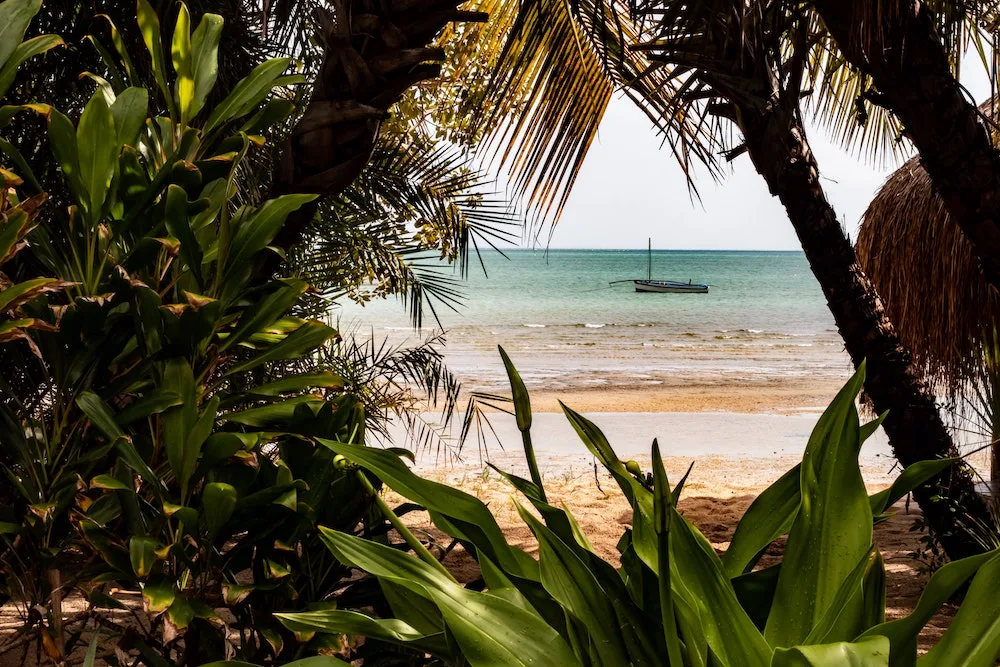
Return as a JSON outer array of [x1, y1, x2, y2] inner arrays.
[[274, 349, 1000, 666], [0, 2, 402, 663]]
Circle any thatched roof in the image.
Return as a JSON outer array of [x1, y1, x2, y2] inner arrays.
[[857, 152, 1000, 394]]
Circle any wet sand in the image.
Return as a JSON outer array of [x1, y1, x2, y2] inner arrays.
[[522, 375, 847, 413]]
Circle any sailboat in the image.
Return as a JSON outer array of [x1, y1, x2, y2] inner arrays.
[[625, 239, 709, 293]]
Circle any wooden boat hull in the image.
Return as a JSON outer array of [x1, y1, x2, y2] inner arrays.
[[633, 280, 708, 293]]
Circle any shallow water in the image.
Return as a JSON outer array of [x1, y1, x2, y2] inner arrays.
[[334, 249, 853, 391]]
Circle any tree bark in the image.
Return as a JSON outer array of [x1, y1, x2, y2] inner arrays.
[[264, 0, 487, 270], [813, 0, 1000, 293], [736, 99, 989, 559]]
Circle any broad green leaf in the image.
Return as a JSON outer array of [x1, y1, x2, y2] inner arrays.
[[723, 463, 800, 577], [142, 582, 174, 613], [221, 395, 323, 426], [136, 0, 174, 117], [275, 609, 449, 657], [90, 474, 129, 491], [652, 440, 684, 667], [860, 550, 996, 666], [316, 439, 538, 578], [224, 194, 316, 276], [77, 91, 118, 221], [868, 459, 956, 516], [170, 3, 193, 123], [202, 482, 237, 537], [516, 504, 630, 667], [224, 320, 335, 375], [0, 34, 64, 99], [916, 551, 1000, 667], [0, 277, 62, 313], [47, 107, 84, 204], [220, 279, 309, 351], [862, 551, 887, 631], [318, 528, 580, 666], [188, 12, 223, 120], [178, 395, 218, 493], [76, 391, 124, 440], [248, 371, 344, 396], [766, 364, 872, 648], [667, 503, 771, 667], [772, 636, 890, 667], [166, 595, 194, 629], [0, 0, 41, 67], [803, 549, 874, 645], [163, 184, 203, 287], [161, 359, 197, 494], [129, 536, 160, 577], [110, 87, 148, 148], [203, 57, 293, 134], [115, 390, 182, 425]]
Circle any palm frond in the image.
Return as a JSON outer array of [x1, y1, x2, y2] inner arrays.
[[295, 136, 519, 327]]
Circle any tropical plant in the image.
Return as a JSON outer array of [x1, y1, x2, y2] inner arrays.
[[272, 349, 1000, 666], [0, 2, 443, 663]]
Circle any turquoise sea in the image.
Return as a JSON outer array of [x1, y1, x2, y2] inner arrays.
[[333, 249, 853, 392]]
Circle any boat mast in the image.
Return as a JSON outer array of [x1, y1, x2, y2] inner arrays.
[[647, 238, 651, 280]]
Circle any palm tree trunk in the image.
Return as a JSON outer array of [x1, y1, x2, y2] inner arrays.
[[265, 0, 487, 265], [813, 0, 1000, 294], [736, 100, 989, 560]]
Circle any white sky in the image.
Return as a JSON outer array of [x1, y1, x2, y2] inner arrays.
[[544, 65, 993, 251]]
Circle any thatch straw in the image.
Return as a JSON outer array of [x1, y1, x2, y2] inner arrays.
[[857, 149, 1000, 396]]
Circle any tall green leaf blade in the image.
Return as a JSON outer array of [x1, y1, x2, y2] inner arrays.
[[46, 107, 84, 205], [765, 365, 872, 647], [136, 0, 173, 116], [76, 391, 124, 439], [499, 345, 531, 430], [318, 528, 580, 667], [316, 439, 538, 578], [163, 184, 203, 286], [202, 482, 236, 537], [223, 320, 335, 375], [868, 459, 956, 516], [188, 12, 223, 120], [203, 57, 292, 133], [516, 504, 630, 667], [76, 91, 118, 221], [225, 194, 316, 274], [170, 3, 193, 123], [723, 463, 800, 577], [860, 550, 996, 666], [667, 503, 771, 667], [0, 34, 64, 99], [915, 551, 1000, 667], [0, 0, 41, 67], [110, 87, 148, 148], [220, 279, 308, 351]]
